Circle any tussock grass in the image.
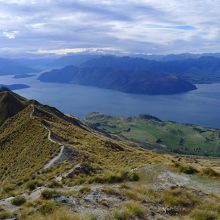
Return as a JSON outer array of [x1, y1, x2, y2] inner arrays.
[[87, 170, 139, 184], [25, 208, 82, 220], [201, 167, 219, 177], [190, 209, 220, 220], [162, 187, 199, 208], [189, 199, 220, 220], [38, 200, 57, 215], [109, 201, 146, 220], [0, 210, 14, 220], [178, 165, 198, 174], [26, 180, 43, 191], [120, 184, 159, 202], [11, 196, 26, 206], [41, 189, 61, 200]]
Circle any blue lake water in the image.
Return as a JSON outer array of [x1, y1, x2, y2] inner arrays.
[[0, 74, 220, 128]]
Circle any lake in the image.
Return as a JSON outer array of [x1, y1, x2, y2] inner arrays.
[[0, 74, 220, 128]]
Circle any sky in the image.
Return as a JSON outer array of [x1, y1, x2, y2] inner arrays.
[[0, 0, 220, 56]]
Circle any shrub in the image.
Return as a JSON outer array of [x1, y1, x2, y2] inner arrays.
[[11, 196, 26, 206], [39, 200, 56, 215]]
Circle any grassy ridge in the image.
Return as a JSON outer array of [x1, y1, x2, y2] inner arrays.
[[0, 105, 60, 182], [0, 93, 171, 195], [86, 113, 220, 157]]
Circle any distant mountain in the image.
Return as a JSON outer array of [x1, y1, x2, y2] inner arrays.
[[38, 56, 197, 95], [53, 54, 101, 68], [163, 56, 220, 83], [0, 58, 36, 75], [138, 52, 220, 61], [14, 54, 100, 71]]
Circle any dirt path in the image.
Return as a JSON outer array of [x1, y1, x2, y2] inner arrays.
[[30, 105, 76, 169], [44, 145, 65, 169]]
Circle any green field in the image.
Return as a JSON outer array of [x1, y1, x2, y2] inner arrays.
[[86, 113, 220, 157]]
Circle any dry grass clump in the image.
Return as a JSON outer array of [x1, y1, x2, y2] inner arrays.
[[11, 196, 26, 206], [119, 184, 159, 202], [189, 198, 220, 220], [0, 209, 14, 220], [87, 169, 139, 184], [162, 187, 199, 208], [200, 167, 219, 177], [109, 201, 146, 220], [25, 208, 82, 220]]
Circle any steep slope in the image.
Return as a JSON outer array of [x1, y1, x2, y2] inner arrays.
[[0, 105, 60, 181], [0, 91, 161, 185], [0, 88, 31, 125]]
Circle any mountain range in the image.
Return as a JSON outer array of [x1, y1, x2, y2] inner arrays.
[[1, 54, 220, 95], [38, 56, 199, 95]]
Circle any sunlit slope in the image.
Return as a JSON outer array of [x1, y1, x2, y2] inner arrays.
[[0, 90, 168, 185]]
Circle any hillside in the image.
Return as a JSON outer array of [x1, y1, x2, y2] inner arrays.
[[0, 89, 151, 183], [0, 90, 220, 220], [86, 113, 220, 157]]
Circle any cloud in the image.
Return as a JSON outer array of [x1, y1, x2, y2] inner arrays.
[[0, 0, 219, 55], [34, 47, 123, 55], [2, 31, 19, 39]]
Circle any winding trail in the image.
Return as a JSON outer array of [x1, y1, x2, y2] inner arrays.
[[44, 145, 65, 169], [30, 104, 74, 169]]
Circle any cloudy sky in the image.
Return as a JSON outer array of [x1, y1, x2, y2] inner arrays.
[[0, 0, 220, 56]]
